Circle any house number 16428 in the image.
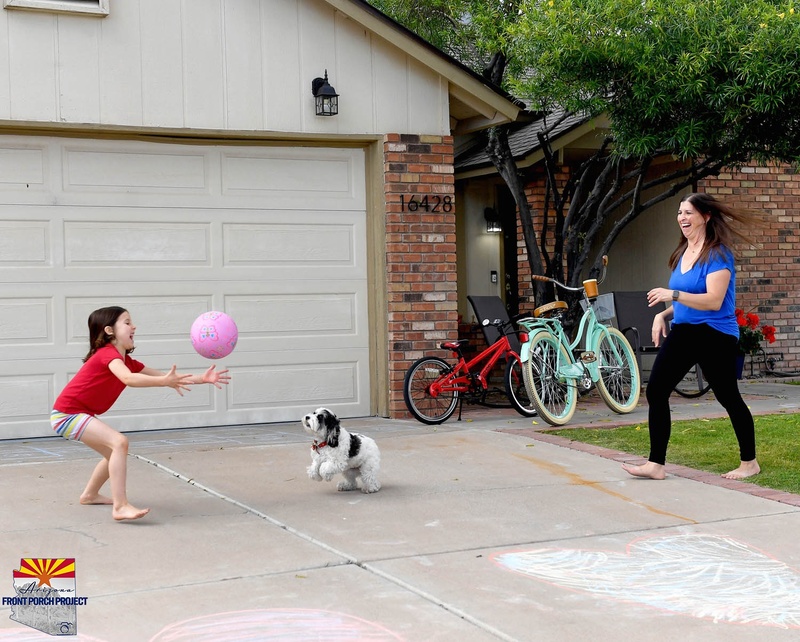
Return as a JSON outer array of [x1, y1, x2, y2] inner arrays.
[[400, 195, 453, 212]]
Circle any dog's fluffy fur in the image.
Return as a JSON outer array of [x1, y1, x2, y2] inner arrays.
[[302, 407, 381, 493]]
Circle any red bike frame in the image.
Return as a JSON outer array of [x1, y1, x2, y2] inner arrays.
[[428, 330, 529, 397]]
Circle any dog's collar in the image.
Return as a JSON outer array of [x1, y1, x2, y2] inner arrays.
[[311, 440, 327, 452]]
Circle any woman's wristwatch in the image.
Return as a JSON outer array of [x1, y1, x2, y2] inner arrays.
[[672, 290, 680, 301]]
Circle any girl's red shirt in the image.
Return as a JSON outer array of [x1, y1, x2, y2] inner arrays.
[[54, 344, 145, 416]]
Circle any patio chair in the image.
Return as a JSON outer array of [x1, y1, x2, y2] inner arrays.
[[466, 295, 521, 353], [613, 290, 663, 379], [613, 290, 709, 396]]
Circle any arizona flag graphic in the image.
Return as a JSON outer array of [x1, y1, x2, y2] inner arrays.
[[13, 558, 75, 593]]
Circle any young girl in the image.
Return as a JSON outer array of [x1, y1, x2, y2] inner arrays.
[[51, 306, 231, 521]]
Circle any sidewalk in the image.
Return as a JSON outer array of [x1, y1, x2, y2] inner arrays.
[[2, 378, 799, 641]]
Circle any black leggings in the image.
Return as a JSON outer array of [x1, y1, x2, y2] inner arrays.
[[645, 323, 755, 465]]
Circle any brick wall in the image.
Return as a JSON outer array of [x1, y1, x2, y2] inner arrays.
[[384, 134, 457, 417], [699, 165, 800, 372], [518, 165, 571, 312]]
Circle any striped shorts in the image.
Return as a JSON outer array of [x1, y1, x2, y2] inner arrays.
[[50, 410, 94, 441]]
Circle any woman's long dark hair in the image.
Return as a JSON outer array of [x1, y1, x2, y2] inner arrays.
[[668, 193, 758, 270], [84, 306, 131, 362]]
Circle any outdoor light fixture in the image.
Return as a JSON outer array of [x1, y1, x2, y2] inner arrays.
[[311, 70, 339, 116], [484, 207, 502, 233]]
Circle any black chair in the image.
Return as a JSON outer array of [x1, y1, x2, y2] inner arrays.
[[466, 295, 520, 353], [613, 290, 709, 397], [613, 291, 663, 378]]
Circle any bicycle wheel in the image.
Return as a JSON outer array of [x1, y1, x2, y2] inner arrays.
[[403, 357, 459, 424], [523, 330, 577, 426], [674, 364, 712, 398], [504, 357, 537, 417], [594, 327, 640, 414]]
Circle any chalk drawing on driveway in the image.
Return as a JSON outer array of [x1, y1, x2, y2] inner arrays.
[[493, 533, 800, 628]]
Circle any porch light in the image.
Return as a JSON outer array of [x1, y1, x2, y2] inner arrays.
[[484, 207, 502, 233], [311, 70, 339, 116]]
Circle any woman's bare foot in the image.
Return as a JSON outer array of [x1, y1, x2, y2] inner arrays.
[[722, 459, 760, 480], [80, 493, 113, 505], [622, 461, 666, 480], [112, 504, 150, 521]]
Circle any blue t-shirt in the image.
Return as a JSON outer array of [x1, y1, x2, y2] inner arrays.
[[668, 247, 739, 338]]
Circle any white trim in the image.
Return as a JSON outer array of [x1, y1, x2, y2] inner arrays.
[[3, 0, 109, 16]]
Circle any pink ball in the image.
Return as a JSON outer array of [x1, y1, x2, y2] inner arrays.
[[190, 311, 238, 359]]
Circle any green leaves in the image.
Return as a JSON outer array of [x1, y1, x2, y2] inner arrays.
[[512, 0, 800, 163]]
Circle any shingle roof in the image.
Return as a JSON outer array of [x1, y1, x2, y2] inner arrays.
[[455, 109, 590, 173]]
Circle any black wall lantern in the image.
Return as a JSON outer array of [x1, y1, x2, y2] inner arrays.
[[484, 207, 502, 233], [311, 70, 339, 116]]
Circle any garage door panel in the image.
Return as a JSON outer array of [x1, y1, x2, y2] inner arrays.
[[0, 288, 368, 358], [230, 361, 360, 409], [63, 147, 210, 194], [0, 137, 370, 438], [227, 292, 360, 336], [0, 143, 48, 189], [65, 295, 214, 345], [0, 375, 55, 420], [221, 148, 365, 209], [0, 220, 51, 266], [106, 384, 218, 414], [223, 223, 356, 266], [0, 299, 54, 346], [0, 138, 364, 211], [65, 221, 212, 266]]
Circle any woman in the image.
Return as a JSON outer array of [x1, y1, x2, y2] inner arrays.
[[622, 193, 760, 481]]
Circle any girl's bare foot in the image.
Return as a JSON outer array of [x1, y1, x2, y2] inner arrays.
[[112, 504, 150, 521], [80, 493, 113, 505], [622, 461, 666, 480], [722, 460, 760, 480]]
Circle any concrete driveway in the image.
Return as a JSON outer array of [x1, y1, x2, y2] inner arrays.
[[2, 378, 799, 641]]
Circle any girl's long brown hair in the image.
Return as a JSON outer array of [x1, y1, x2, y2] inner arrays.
[[83, 306, 131, 362], [668, 193, 759, 270]]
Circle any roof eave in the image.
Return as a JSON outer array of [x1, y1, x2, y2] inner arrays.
[[325, 0, 522, 130], [455, 116, 609, 179]]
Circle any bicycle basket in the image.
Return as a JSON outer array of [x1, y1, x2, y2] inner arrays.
[[579, 292, 615, 323]]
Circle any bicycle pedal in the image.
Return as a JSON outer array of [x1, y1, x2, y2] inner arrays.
[[580, 351, 597, 363]]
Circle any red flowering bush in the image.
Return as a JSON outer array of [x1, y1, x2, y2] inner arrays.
[[735, 308, 777, 355]]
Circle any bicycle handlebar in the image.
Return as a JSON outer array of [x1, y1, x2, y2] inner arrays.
[[530, 255, 608, 294]]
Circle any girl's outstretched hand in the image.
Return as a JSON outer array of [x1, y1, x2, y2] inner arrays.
[[202, 364, 231, 389], [164, 365, 194, 396]]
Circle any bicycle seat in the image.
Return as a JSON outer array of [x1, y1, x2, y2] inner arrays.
[[534, 301, 568, 318], [440, 339, 469, 351]]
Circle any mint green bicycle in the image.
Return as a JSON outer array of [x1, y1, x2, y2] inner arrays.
[[519, 259, 640, 426]]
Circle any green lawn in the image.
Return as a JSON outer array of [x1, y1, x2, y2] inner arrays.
[[545, 413, 800, 494]]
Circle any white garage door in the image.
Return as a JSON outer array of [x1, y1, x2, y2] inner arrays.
[[0, 136, 370, 440]]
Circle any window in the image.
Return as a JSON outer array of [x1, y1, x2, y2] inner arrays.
[[3, 0, 109, 16]]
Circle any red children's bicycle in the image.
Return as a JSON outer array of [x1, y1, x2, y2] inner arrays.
[[403, 315, 536, 424]]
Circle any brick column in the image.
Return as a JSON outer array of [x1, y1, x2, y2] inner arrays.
[[384, 134, 456, 417]]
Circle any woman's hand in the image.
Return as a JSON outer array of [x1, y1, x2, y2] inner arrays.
[[201, 365, 231, 389], [652, 313, 669, 348], [646, 288, 673, 307]]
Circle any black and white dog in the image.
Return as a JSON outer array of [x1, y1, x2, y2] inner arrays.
[[301, 407, 381, 493]]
